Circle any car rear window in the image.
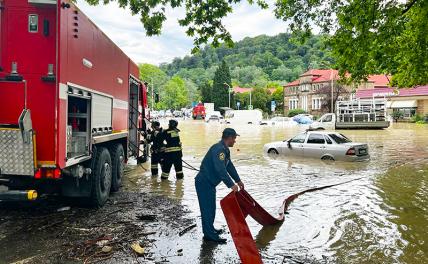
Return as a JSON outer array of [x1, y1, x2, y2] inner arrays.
[[329, 133, 352, 144], [307, 133, 325, 144]]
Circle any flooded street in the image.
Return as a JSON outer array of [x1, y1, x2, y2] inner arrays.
[[0, 121, 427, 264], [133, 120, 428, 263]]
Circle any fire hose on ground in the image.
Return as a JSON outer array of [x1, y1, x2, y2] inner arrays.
[[178, 158, 363, 263]]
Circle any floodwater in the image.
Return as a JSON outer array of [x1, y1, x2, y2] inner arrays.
[[128, 120, 428, 264]]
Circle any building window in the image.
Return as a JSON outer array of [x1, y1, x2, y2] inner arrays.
[[312, 98, 322, 110], [289, 99, 299, 110]]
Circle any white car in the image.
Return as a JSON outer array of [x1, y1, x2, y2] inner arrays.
[[260, 116, 294, 125], [263, 131, 369, 161]]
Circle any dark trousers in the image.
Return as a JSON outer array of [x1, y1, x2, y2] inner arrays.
[[161, 151, 183, 179], [195, 175, 218, 240], [151, 152, 163, 176]]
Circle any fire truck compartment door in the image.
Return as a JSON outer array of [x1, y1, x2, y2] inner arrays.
[[91, 94, 112, 130], [0, 129, 35, 176]]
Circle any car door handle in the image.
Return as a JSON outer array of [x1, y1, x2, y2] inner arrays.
[[320, 146, 326, 149]]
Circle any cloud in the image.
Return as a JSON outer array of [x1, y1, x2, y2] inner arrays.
[[76, 1, 288, 65]]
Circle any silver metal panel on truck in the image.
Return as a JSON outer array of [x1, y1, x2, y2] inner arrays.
[[0, 129, 35, 176], [91, 93, 112, 130]]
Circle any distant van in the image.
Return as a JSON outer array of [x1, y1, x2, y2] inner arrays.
[[225, 110, 263, 125]]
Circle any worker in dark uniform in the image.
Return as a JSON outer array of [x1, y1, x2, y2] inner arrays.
[[161, 119, 183, 180], [146, 121, 165, 177], [195, 128, 244, 244]]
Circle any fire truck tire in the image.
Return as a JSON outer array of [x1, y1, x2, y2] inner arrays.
[[91, 147, 112, 207], [110, 143, 124, 192]]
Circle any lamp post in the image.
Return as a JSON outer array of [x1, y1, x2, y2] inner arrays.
[[249, 90, 252, 107], [330, 70, 334, 113], [224, 83, 231, 108]]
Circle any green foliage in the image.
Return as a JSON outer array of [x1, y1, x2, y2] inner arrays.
[[161, 33, 333, 86], [411, 114, 423, 123], [288, 109, 306, 117], [251, 87, 271, 113], [183, 78, 200, 104], [392, 111, 404, 122], [274, 0, 428, 87], [212, 61, 232, 110], [160, 76, 189, 110], [271, 87, 284, 114], [199, 81, 213, 103], [86, 0, 428, 88]]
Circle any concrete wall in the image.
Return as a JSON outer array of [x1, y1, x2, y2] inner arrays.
[[417, 99, 428, 115]]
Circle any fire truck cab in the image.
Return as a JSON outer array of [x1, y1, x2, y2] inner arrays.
[[0, 0, 149, 206]]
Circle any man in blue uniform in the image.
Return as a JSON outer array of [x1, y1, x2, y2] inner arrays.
[[195, 128, 244, 244]]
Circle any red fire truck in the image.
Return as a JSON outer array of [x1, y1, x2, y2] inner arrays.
[[192, 103, 206, 119], [0, 0, 150, 206]]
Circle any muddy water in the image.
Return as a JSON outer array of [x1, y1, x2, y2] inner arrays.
[[129, 121, 428, 264]]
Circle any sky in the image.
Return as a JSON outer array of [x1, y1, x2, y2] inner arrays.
[[76, 0, 289, 66]]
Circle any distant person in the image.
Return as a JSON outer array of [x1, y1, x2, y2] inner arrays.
[[146, 121, 165, 177], [160, 119, 183, 180], [195, 128, 244, 244]]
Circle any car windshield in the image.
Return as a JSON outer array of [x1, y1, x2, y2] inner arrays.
[[329, 133, 352, 144], [289, 133, 307, 143]]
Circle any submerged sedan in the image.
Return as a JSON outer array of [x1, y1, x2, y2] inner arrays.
[[263, 131, 370, 161]]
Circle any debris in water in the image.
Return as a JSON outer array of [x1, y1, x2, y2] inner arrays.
[[57, 206, 71, 212], [178, 224, 197, 236], [101, 246, 112, 253], [131, 242, 145, 255], [137, 214, 157, 221]]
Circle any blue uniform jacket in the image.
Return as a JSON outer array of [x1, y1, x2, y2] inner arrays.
[[197, 140, 241, 188]]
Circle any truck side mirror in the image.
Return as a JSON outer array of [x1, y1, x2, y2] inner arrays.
[[154, 93, 160, 103], [287, 140, 292, 149]]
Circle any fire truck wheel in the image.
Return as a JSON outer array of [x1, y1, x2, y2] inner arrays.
[[91, 147, 112, 207], [110, 144, 124, 192]]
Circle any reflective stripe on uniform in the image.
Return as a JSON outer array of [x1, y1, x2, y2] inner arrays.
[[167, 130, 179, 138], [164, 146, 182, 153], [151, 165, 158, 168], [176, 171, 183, 174], [161, 172, 169, 177]]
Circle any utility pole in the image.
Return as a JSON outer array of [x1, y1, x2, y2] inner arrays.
[[151, 77, 154, 110], [224, 83, 231, 108], [330, 70, 334, 113]]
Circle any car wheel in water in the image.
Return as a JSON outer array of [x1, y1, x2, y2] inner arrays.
[[268, 149, 279, 155], [321, 156, 334, 161]]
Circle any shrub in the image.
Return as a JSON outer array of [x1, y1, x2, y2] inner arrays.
[[288, 109, 306, 117], [411, 114, 423, 123]]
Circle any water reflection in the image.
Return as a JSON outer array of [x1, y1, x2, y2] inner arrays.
[[129, 120, 428, 263]]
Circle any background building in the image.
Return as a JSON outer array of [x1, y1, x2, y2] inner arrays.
[[283, 69, 390, 116], [356, 85, 428, 119]]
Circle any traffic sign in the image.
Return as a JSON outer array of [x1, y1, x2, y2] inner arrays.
[[248, 105, 253, 110]]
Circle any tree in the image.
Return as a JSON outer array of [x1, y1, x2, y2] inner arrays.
[[275, 0, 428, 87], [318, 83, 350, 113], [199, 81, 213, 103], [139, 63, 169, 109], [161, 76, 189, 109], [183, 78, 200, 104], [212, 61, 232, 109], [88, 0, 427, 87], [251, 87, 271, 113], [271, 87, 284, 114]]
